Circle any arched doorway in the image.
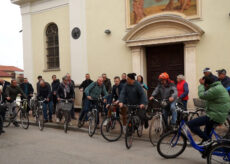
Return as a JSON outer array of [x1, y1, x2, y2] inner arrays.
[[123, 14, 204, 107]]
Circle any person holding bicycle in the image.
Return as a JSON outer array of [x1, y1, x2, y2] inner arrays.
[[119, 73, 148, 128], [37, 80, 53, 123], [78, 77, 108, 127], [56, 76, 75, 123], [187, 76, 230, 145], [105, 76, 126, 128], [5, 79, 27, 127], [149, 72, 178, 129]]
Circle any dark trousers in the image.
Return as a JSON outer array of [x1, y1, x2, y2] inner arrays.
[[182, 100, 187, 111], [53, 95, 58, 114], [0, 105, 6, 131], [79, 99, 99, 124], [187, 116, 218, 141]]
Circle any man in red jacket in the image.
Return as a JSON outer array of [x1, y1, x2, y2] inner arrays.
[[177, 75, 189, 110]]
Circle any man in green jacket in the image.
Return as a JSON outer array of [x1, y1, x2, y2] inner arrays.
[[187, 76, 230, 143]]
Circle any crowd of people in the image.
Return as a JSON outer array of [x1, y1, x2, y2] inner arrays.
[[0, 67, 230, 146]]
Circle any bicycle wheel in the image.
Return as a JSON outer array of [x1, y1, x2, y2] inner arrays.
[[64, 112, 70, 133], [149, 115, 165, 146], [88, 110, 98, 137], [3, 110, 11, 128], [157, 130, 187, 159], [101, 117, 122, 142], [125, 118, 134, 149], [137, 120, 143, 137], [19, 109, 29, 129], [207, 142, 230, 164], [37, 108, 44, 131]]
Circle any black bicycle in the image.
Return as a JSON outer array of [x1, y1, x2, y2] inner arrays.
[[59, 99, 73, 133], [3, 99, 29, 129], [101, 104, 123, 142], [35, 99, 45, 131], [125, 105, 144, 149], [78, 99, 99, 137]]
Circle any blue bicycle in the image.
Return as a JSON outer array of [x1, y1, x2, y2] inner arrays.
[[157, 108, 230, 164]]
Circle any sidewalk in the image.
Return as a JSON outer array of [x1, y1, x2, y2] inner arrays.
[[27, 111, 152, 142]]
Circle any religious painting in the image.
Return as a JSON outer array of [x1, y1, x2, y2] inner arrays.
[[127, 0, 200, 27]]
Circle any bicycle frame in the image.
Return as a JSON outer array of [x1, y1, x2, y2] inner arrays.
[[172, 119, 229, 159]]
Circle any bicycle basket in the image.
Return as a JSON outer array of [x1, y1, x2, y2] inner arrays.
[[61, 102, 72, 111], [193, 98, 206, 108]]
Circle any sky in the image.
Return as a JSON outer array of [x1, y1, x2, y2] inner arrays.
[[0, 1, 23, 69]]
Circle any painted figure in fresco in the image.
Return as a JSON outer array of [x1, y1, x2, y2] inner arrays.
[[133, 0, 145, 24], [158, 0, 191, 13]]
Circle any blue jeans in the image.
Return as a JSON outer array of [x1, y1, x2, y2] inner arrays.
[[163, 101, 177, 125], [187, 116, 218, 141], [43, 101, 53, 120], [182, 100, 187, 111]]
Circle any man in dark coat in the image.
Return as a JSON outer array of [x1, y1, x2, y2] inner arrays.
[[37, 80, 52, 123], [79, 73, 93, 107], [216, 69, 230, 94], [51, 75, 60, 114], [102, 73, 112, 94], [36, 75, 42, 94], [120, 73, 127, 86], [66, 73, 76, 119], [0, 79, 10, 99]]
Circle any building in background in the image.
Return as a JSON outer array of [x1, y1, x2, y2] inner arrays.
[[11, 0, 230, 107], [0, 65, 24, 82]]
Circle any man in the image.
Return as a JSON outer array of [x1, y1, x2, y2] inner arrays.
[[119, 73, 148, 128], [216, 69, 230, 94], [20, 78, 34, 112], [66, 73, 76, 120], [0, 79, 10, 97], [56, 76, 75, 123], [6, 79, 27, 127], [102, 73, 112, 94], [79, 73, 93, 107], [177, 74, 189, 110], [51, 75, 60, 114], [36, 75, 42, 93], [187, 76, 230, 145], [203, 68, 218, 82], [78, 77, 108, 127], [0, 86, 6, 134], [106, 76, 126, 129], [37, 80, 53, 123], [120, 73, 127, 85], [149, 72, 178, 128]]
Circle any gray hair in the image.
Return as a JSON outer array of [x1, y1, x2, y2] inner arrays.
[[177, 74, 185, 80], [62, 75, 68, 81]]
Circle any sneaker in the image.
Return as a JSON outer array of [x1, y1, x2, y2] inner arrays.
[[103, 119, 108, 126], [13, 121, 19, 127], [199, 139, 212, 146], [56, 118, 60, 123]]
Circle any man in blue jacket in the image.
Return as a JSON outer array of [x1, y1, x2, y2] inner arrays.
[[216, 69, 230, 94]]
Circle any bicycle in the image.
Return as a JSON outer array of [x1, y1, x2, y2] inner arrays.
[[125, 105, 144, 149], [3, 99, 29, 129], [34, 98, 45, 131], [157, 108, 230, 164], [58, 99, 73, 133], [78, 99, 100, 137], [101, 104, 123, 142], [149, 98, 184, 146]]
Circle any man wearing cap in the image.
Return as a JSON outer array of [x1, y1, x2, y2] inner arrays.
[[216, 69, 230, 94], [119, 73, 149, 128], [203, 68, 218, 82]]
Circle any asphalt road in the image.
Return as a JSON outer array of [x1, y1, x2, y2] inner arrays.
[[0, 126, 205, 164]]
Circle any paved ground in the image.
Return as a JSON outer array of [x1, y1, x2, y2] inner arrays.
[[0, 126, 206, 164]]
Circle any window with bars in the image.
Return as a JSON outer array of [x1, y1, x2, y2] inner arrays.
[[46, 23, 59, 69]]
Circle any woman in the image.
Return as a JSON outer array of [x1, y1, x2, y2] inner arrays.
[[137, 75, 148, 91], [176, 74, 189, 110]]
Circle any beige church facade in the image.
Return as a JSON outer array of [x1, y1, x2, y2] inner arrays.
[[12, 0, 230, 107]]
